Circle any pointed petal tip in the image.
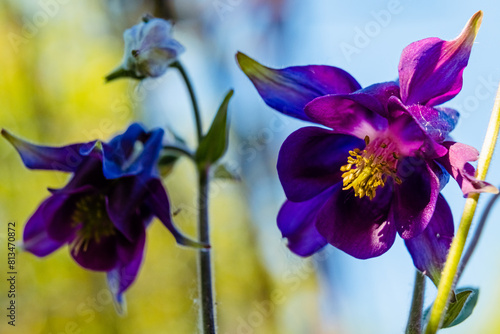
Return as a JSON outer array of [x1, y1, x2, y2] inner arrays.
[[480, 183, 498, 195], [235, 52, 264, 76], [112, 294, 127, 316], [458, 11, 483, 43], [177, 236, 210, 249], [1, 128, 15, 143]]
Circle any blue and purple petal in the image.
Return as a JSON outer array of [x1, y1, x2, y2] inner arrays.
[[1, 129, 96, 172], [236, 52, 361, 121], [277, 127, 365, 202], [315, 184, 396, 259], [102, 123, 164, 179], [405, 195, 454, 286]]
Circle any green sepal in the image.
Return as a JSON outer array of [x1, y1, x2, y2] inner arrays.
[[423, 287, 479, 329], [195, 90, 233, 166]]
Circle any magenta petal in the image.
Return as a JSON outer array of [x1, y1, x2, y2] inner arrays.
[[436, 141, 498, 196], [277, 188, 337, 257], [405, 194, 454, 286], [399, 12, 482, 106], [107, 229, 146, 304], [315, 184, 396, 259], [1, 129, 96, 172], [70, 235, 118, 271], [392, 159, 440, 239], [305, 95, 388, 138], [23, 195, 69, 256], [236, 52, 361, 121], [277, 127, 365, 202]]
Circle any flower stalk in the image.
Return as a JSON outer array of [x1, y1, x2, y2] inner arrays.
[[173, 61, 217, 333], [425, 82, 500, 334], [198, 165, 216, 334], [406, 271, 426, 334], [171, 61, 203, 143]]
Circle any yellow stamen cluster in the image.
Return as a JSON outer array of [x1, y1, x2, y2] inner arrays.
[[341, 136, 402, 200], [71, 194, 116, 255]]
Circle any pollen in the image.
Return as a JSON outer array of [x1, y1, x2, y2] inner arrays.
[[340, 136, 402, 200], [71, 194, 116, 255]]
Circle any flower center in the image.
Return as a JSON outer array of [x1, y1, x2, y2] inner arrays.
[[71, 194, 116, 254], [340, 136, 402, 200]]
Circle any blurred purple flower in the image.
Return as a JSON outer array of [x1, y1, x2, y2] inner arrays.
[[238, 11, 496, 285], [106, 15, 184, 81], [2, 123, 200, 304]]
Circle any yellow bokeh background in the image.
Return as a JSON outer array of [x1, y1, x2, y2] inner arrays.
[[0, 1, 320, 333]]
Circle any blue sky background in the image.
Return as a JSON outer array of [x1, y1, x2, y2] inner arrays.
[[198, 1, 500, 332]]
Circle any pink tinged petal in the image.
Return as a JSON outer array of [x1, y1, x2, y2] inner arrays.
[[304, 95, 388, 138], [277, 127, 365, 202], [315, 184, 396, 259], [405, 194, 454, 286], [1, 129, 96, 172], [277, 188, 339, 257], [107, 229, 146, 305], [236, 52, 361, 121], [392, 159, 440, 239], [22, 195, 71, 256], [399, 11, 483, 106], [436, 141, 498, 196], [70, 235, 119, 271], [145, 178, 205, 248]]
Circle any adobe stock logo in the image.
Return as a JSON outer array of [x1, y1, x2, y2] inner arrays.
[[339, 0, 404, 62], [8, 0, 71, 54]]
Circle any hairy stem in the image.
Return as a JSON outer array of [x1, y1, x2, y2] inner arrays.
[[425, 82, 500, 334], [406, 271, 426, 334]]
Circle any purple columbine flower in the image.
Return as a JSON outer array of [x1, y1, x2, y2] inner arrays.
[[106, 15, 185, 81], [2, 123, 199, 305], [237, 11, 497, 285]]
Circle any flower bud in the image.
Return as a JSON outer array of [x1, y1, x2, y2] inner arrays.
[[106, 16, 185, 81]]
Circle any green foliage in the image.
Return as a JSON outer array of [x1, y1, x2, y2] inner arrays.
[[423, 287, 479, 329], [195, 90, 233, 167]]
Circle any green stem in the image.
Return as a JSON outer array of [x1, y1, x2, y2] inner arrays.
[[171, 60, 216, 332], [198, 165, 216, 334], [406, 271, 426, 334], [171, 61, 203, 143], [162, 145, 195, 161], [425, 82, 500, 334]]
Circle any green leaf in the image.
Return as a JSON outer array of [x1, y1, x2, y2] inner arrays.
[[195, 90, 233, 166], [423, 287, 479, 329]]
